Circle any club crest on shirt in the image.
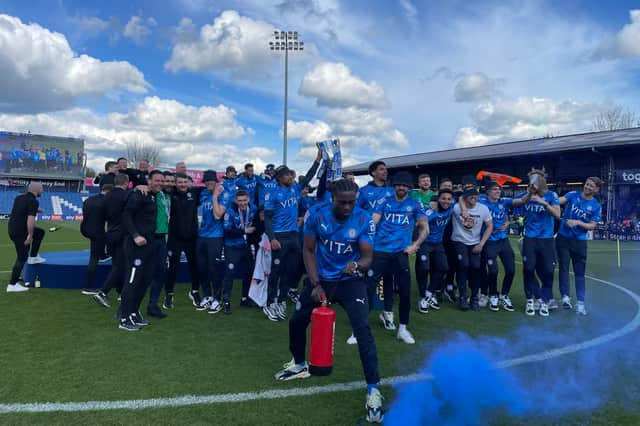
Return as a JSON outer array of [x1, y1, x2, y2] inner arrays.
[[406, 206, 412, 212], [348, 228, 357, 238], [587, 205, 592, 211]]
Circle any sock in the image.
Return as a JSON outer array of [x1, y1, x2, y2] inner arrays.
[[367, 384, 378, 395], [447, 284, 453, 291], [425, 291, 432, 298], [398, 324, 407, 333]]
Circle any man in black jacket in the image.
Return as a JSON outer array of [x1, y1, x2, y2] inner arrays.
[[81, 185, 110, 295], [165, 173, 203, 308], [94, 174, 130, 308], [117, 171, 163, 331]]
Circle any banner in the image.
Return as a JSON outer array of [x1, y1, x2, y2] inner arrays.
[[616, 169, 640, 184], [0, 131, 85, 180]]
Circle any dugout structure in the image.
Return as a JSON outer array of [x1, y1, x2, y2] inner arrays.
[[344, 127, 640, 222]]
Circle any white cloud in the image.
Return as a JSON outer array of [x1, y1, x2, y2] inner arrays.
[[454, 72, 503, 102], [299, 62, 389, 109], [165, 10, 277, 77], [399, 0, 418, 29], [454, 97, 599, 147], [0, 14, 148, 113], [325, 107, 392, 136], [0, 96, 253, 171], [615, 9, 640, 57], [123, 16, 157, 44]]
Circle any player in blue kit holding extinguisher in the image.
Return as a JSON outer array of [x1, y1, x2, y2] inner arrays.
[[274, 179, 384, 423]]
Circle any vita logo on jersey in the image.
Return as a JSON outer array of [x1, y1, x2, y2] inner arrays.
[[323, 239, 354, 254], [384, 212, 410, 224]]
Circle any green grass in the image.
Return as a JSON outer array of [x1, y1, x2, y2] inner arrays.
[[1, 221, 639, 425]]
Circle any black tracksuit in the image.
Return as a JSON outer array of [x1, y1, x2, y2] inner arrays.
[[101, 188, 128, 295], [120, 190, 157, 320], [81, 193, 106, 289], [8, 192, 44, 285], [166, 188, 202, 294]]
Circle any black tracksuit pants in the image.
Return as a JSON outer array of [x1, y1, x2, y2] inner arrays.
[[369, 251, 411, 325], [120, 238, 154, 319], [222, 245, 253, 303], [415, 241, 449, 298], [289, 279, 380, 385], [453, 242, 481, 300], [85, 235, 106, 289], [101, 237, 125, 295], [268, 232, 300, 304], [166, 237, 200, 294], [9, 227, 44, 285], [482, 238, 515, 296]]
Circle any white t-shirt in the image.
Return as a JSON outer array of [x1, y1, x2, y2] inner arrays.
[[451, 202, 492, 245]]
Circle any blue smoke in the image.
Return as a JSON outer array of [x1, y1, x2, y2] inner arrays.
[[385, 308, 640, 425], [385, 335, 526, 426]]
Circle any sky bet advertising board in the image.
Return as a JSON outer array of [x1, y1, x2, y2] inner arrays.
[[0, 131, 85, 180]]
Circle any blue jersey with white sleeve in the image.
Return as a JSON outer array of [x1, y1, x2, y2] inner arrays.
[[558, 191, 601, 240], [198, 188, 232, 238], [479, 195, 513, 241], [374, 196, 426, 253], [265, 184, 300, 233], [357, 182, 394, 212], [304, 205, 375, 281], [515, 190, 560, 238], [425, 206, 453, 243]]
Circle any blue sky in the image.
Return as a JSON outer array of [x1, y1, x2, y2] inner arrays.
[[0, 0, 639, 173]]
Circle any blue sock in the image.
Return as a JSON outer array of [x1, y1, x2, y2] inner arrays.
[[367, 384, 378, 394]]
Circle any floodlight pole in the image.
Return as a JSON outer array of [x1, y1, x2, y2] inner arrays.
[[269, 30, 304, 166], [283, 34, 289, 166]]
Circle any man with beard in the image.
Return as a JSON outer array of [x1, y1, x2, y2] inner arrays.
[[370, 171, 428, 344], [416, 189, 453, 313]]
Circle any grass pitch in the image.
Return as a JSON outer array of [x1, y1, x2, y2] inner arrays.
[[1, 221, 639, 425]]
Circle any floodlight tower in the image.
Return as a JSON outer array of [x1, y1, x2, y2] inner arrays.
[[269, 30, 304, 166]]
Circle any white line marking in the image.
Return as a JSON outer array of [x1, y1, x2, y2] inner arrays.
[[0, 272, 638, 414], [0, 242, 86, 247]]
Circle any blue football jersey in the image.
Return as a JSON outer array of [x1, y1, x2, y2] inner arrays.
[[515, 190, 560, 238], [559, 191, 602, 240], [374, 196, 426, 252], [425, 206, 453, 243], [198, 188, 232, 238], [236, 175, 258, 204], [257, 175, 278, 207], [265, 184, 300, 233], [223, 205, 256, 247], [304, 205, 375, 281], [479, 195, 513, 241], [357, 182, 394, 212]]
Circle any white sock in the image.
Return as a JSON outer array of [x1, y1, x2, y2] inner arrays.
[[446, 285, 453, 291], [399, 324, 407, 333], [425, 291, 432, 298]]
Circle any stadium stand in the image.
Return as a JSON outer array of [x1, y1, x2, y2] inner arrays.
[[0, 190, 87, 218]]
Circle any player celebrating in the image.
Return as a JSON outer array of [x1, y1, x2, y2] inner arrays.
[[416, 189, 454, 313], [370, 171, 428, 344], [511, 169, 561, 317], [557, 177, 602, 315], [479, 181, 515, 312], [274, 179, 384, 423]]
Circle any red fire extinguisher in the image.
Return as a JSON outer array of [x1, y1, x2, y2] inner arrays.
[[309, 294, 336, 376]]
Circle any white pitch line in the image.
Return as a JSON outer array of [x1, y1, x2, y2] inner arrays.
[[0, 272, 638, 414]]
